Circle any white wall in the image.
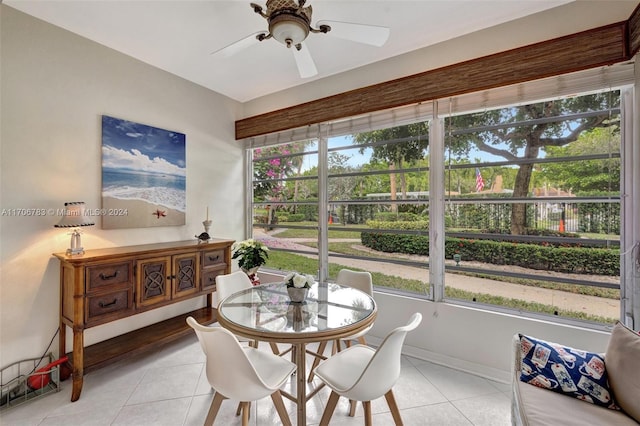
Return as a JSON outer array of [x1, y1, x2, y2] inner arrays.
[[0, 6, 244, 366]]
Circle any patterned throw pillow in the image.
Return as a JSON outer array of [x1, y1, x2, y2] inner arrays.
[[518, 334, 618, 409]]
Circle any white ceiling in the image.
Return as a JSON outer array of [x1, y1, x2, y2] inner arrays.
[[4, 1, 638, 103]]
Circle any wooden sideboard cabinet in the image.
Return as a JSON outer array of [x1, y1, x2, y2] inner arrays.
[[53, 239, 234, 402]]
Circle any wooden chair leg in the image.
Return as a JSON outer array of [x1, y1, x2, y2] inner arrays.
[[235, 401, 251, 417], [307, 340, 327, 382], [332, 339, 341, 354], [204, 392, 226, 426], [319, 390, 340, 426], [269, 342, 281, 355], [270, 390, 292, 426], [363, 401, 373, 426], [384, 389, 404, 425], [358, 336, 367, 345], [349, 399, 357, 416], [241, 401, 250, 426]]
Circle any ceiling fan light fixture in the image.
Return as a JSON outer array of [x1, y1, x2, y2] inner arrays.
[[269, 13, 309, 47]]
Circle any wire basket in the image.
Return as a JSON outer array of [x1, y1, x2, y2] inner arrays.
[[0, 353, 65, 411]]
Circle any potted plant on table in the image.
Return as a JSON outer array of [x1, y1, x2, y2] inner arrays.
[[284, 272, 314, 303], [232, 239, 269, 280]]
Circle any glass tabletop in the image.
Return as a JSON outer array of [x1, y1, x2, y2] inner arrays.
[[217, 281, 377, 342]]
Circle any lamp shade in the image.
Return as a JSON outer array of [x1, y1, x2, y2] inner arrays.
[[54, 202, 95, 228], [270, 15, 309, 46]]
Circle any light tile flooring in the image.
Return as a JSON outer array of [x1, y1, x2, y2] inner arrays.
[[0, 334, 512, 425]]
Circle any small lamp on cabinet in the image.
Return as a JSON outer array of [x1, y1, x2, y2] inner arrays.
[[54, 202, 95, 255]]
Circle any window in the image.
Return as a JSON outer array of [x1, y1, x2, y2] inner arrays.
[[442, 91, 621, 324], [246, 64, 636, 328]]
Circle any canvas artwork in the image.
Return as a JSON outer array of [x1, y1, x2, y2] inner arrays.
[[101, 115, 186, 229]]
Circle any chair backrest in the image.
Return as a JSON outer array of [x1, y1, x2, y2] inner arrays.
[[186, 316, 275, 401], [345, 312, 422, 401], [216, 270, 253, 307], [336, 269, 373, 296]]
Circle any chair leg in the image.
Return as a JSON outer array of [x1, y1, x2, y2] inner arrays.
[[241, 401, 250, 426], [349, 399, 357, 416], [332, 339, 341, 354], [363, 400, 373, 426], [235, 401, 251, 417], [384, 389, 403, 425], [307, 340, 327, 382], [358, 336, 367, 345], [270, 390, 292, 426], [319, 390, 340, 426], [269, 342, 281, 355], [204, 392, 226, 426]]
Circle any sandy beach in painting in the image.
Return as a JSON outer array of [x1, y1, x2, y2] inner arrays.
[[102, 197, 185, 229]]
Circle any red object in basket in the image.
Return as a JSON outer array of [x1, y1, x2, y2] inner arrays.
[[27, 356, 69, 390]]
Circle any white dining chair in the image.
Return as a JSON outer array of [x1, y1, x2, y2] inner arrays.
[[308, 269, 374, 382], [216, 271, 281, 354], [312, 312, 422, 426], [186, 316, 296, 426]]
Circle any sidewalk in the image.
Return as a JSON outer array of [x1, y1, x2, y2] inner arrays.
[[253, 229, 620, 320]]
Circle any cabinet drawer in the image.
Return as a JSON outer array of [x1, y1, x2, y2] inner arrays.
[[86, 289, 133, 325], [201, 266, 225, 291], [202, 250, 225, 267], [86, 262, 132, 292]]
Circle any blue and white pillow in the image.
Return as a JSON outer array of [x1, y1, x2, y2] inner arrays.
[[518, 334, 618, 409]]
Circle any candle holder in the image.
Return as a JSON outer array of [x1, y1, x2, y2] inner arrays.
[[196, 219, 212, 243], [202, 219, 212, 235]]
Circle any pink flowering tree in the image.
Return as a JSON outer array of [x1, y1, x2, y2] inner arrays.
[[253, 142, 310, 224]]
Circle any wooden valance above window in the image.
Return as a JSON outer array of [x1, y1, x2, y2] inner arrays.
[[236, 4, 640, 141]]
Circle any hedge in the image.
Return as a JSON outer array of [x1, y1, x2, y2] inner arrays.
[[361, 232, 619, 276]]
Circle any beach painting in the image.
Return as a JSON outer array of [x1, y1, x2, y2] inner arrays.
[[101, 115, 186, 229]]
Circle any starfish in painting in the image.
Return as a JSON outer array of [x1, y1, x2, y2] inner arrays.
[[152, 209, 166, 219]]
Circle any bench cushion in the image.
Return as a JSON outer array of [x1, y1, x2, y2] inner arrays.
[[515, 379, 638, 426]]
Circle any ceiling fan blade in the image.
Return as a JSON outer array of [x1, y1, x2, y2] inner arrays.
[[211, 32, 266, 58], [292, 44, 317, 78], [317, 20, 390, 47]]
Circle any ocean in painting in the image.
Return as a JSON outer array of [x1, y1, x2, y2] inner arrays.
[[102, 169, 186, 212]]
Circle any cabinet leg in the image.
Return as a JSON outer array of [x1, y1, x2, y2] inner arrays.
[[70, 328, 84, 402], [71, 374, 83, 402]]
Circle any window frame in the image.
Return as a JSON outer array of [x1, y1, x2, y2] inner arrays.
[[244, 64, 637, 330]]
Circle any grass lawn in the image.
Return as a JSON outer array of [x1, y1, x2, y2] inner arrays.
[[262, 242, 619, 324]]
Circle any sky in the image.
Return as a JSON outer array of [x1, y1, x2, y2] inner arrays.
[[101, 115, 186, 176]]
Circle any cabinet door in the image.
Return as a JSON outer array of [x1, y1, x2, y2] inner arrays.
[[172, 252, 200, 298], [136, 256, 171, 307]]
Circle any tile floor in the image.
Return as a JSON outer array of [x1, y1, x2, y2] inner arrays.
[[0, 334, 512, 425]]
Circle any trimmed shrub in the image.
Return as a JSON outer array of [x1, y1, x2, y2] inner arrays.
[[361, 232, 619, 276]]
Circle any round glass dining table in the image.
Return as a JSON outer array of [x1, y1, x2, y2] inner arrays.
[[217, 280, 377, 426]]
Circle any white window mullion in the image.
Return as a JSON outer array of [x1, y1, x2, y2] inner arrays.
[[430, 101, 445, 301], [318, 126, 329, 283]]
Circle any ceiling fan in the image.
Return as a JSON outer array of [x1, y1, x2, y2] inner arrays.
[[212, 0, 390, 78]]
